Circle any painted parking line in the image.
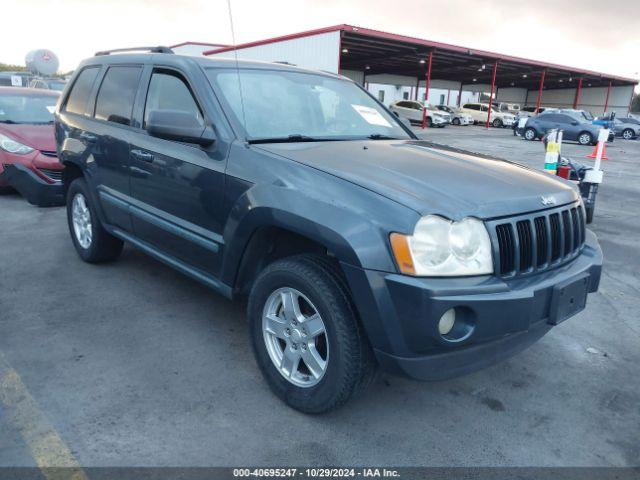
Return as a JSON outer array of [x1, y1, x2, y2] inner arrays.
[[0, 352, 88, 480]]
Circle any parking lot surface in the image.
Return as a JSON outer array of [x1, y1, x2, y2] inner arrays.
[[1, 127, 639, 467]]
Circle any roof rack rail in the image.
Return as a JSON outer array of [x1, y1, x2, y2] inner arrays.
[[94, 46, 174, 56]]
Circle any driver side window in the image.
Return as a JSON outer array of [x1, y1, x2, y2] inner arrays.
[[144, 70, 204, 130]]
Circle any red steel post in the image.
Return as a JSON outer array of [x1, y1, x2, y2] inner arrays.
[[573, 77, 583, 109], [603, 80, 612, 113], [485, 60, 499, 128], [535, 69, 546, 113], [421, 51, 433, 129]]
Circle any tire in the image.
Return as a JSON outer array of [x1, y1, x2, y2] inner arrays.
[[66, 178, 123, 263], [622, 128, 634, 140], [492, 118, 503, 128], [452, 118, 460, 126], [524, 127, 537, 141], [248, 254, 377, 414], [0, 185, 14, 195], [577, 132, 593, 146], [426, 117, 433, 128]]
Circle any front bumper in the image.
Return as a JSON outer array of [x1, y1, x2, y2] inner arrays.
[[343, 230, 602, 381], [0, 163, 64, 206]]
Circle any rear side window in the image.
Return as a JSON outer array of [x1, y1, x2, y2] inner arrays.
[[464, 104, 479, 111], [143, 71, 203, 128], [94, 66, 142, 126], [65, 67, 99, 115]]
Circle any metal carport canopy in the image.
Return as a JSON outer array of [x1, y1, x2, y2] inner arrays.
[[204, 24, 637, 90]]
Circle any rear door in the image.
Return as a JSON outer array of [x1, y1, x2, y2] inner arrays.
[[127, 66, 228, 276], [90, 65, 143, 231]]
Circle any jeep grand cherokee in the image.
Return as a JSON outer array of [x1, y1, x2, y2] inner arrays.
[[55, 48, 602, 413]]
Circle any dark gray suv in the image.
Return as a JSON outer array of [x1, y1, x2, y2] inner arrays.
[[55, 48, 602, 413]]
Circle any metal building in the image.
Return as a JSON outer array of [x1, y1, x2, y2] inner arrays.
[[171, 41, 229, 57], [203, 24, 637, 118]]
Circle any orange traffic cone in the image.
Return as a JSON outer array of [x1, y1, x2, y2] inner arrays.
[[587, 142, 609, 160]]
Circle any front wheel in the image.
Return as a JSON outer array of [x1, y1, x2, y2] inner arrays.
[[426, 117, 433, 128], [492, 118, 503, 128], [67, 178, 123, 263], [622, 128, 634, 140], [452, 118, 460, 126], [578, 132, 593, 146], [248, 255, 376, 413], [524, 127, 537, 141]]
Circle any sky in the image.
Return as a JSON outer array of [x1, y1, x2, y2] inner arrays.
[[2, 0, 639, 90]]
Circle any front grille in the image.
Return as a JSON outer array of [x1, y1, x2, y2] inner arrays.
[[37, 168, 63, 182], [491, 203, 586, 277], [40, 150, 58, 158]]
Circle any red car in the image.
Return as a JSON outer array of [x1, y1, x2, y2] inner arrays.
[[0, 87, 64, 206]]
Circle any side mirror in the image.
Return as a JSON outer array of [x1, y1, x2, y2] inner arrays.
[[571, 121, 579, 126], [392, 111, 399, 117], [146, 109, 215, 146]]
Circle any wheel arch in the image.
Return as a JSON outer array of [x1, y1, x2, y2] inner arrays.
[[61, 160, 84, 198], [222, 207, 365, 298]]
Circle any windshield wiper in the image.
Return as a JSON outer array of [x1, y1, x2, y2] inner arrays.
[[248, 134, 330, 144], [367, 134, 399, 140], [0, 120, 19, 124]]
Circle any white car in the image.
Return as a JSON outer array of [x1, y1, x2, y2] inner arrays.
[[459, 102, 516, 127], [389, 100, 449, 127], [436, 105, 473, 125]]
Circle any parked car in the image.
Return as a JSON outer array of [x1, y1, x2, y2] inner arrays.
[[494, 102, 520, 114], [459, 102, 516, 127], [518, 106, 546, 118], [523, 112, 612, 145], [436, 105, 473, 125], [611, 118, 640, 140], [0, 87, 64, 205], [389, 100, 449, 127], [55, 50, 602, 413], [0, 72, 32, 87], [28, 77, 67, 91]]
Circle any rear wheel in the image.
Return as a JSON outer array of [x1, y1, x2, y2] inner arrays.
[[524, 127, 537, 141], [248, 255, 376, 413], [67, 178, 123, 263], [492, 118, 503, 128], [578, 132, 593, 146], [622, 128, 634, 140]]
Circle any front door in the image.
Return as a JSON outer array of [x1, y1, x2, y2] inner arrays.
[[127, 68, 227, 276]]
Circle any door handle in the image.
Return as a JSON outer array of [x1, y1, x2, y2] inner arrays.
[[131, 149, 154, 163], [80, 132, 97, 143]]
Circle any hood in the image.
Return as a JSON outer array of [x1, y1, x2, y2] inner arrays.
[[0, 123, 56, 152], [257, 140, 579, 220]]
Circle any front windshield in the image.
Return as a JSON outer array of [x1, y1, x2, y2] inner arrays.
[[207, 68, 411, 141], [0, 93, 58, 124]]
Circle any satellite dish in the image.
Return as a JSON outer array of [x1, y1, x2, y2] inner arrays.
[[25, 49, 59, 76]]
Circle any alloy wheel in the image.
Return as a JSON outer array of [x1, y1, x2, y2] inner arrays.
[[262, 287, 329, 388], [579, 133, 592, 145], [72, 193, 92, 249]]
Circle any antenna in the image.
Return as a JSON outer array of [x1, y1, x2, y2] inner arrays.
[[226, 0, 248, 141]]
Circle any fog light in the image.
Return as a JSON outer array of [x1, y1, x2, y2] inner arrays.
[[438, 309, 456, 335]]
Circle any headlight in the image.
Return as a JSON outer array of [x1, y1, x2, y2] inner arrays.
[[390, 215, 493, 276], [0, 134, 34, 155]]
